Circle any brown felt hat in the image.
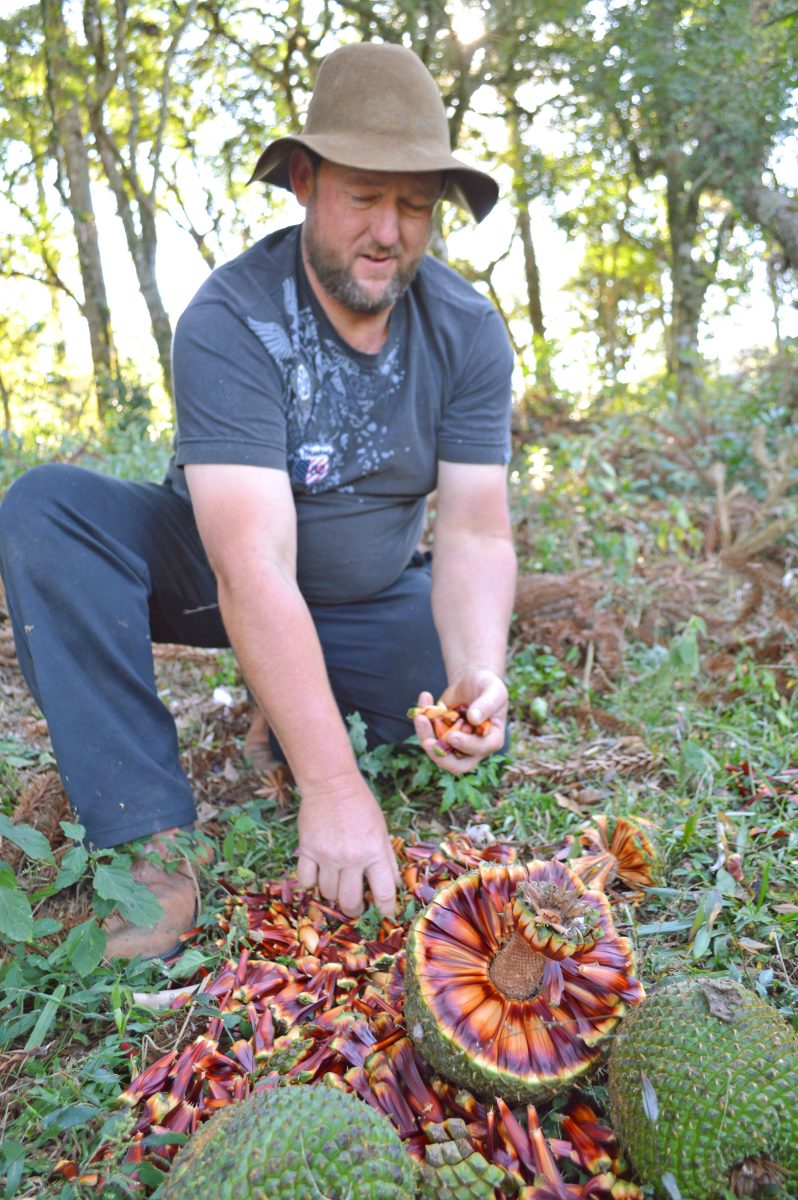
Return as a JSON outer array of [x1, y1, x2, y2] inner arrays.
[[248, 42, 499, 223]]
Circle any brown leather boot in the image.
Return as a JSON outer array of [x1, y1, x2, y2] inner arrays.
[[102, 830, 208, 962]]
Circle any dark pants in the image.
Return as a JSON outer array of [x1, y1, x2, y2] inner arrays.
[[0, 463, 446, 848]]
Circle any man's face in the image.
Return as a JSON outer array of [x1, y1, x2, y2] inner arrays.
[[298, 159, 443, 316]]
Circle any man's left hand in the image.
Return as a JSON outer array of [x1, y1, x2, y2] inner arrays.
[[412, 667, 507, 775]]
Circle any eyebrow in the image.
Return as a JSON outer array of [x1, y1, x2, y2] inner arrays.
[[345, 171, 443, 198]]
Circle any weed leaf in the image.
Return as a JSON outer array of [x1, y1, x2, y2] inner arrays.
[[93, 863, 164, 927], [64, 919, 107, 976], [42, 1103, 98, 1131], [636, 918, 693, 935], [32, 917, 62, 937], [715, 867, 739, 896], [690, 889, 723, 935], [141, 1132, 190, 1147], [0, 815, 55, 864], [681, 741, 719, 775], [165, 946, 208, 980], [24, 982, 66, 1050], [691, 925, 712, 959], [346, 711, 368, 755], [2, 1139, 25, 1199], [59, 820, 86, 841], [55, 843, 89, 890], [0, 883, 34, 942], [136, 1162, 168, 1188]]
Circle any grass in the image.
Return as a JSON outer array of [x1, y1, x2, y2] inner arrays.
[[1, 392, 797, 1197]]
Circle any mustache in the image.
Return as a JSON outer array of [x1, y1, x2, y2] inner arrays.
[[359, 244, 400, 258]]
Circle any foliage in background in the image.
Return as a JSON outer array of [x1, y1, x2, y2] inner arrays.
[[1, 0, 797, 429]]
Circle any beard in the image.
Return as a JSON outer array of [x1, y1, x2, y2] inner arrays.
[[302, 221, 426, 316]]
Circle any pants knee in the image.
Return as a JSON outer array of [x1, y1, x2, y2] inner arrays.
[[0, 463, 73, 576]]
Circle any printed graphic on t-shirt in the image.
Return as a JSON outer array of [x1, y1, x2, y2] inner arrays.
[[247, 278, 405, 493], [293, 443, 332, 486]]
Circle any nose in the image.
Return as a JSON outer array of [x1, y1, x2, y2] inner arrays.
[[369, 199, 401, 247]]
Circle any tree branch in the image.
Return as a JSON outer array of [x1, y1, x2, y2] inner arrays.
[[2, 268, 84, 310], [149, 0, 199, 201]]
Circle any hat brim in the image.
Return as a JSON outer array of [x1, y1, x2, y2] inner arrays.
[[248, 133, 499, 224]]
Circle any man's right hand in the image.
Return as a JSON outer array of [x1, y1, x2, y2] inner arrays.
[[185, 464, 399, 920], [296, 775, 400, 919]]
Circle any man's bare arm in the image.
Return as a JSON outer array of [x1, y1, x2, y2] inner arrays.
[[185, 463, 398, 915], [413, 460, 516, 774]]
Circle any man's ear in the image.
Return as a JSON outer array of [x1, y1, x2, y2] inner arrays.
[[288, 148, 315, 207]]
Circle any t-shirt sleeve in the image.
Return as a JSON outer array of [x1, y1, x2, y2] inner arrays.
[[172, 300, 288, 471], [437, 305, 513, 465]]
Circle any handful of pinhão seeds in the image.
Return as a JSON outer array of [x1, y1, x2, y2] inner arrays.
[[407, 700, 492, 757]]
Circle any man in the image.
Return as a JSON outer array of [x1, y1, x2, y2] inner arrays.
[[0, 42, 516, 959]]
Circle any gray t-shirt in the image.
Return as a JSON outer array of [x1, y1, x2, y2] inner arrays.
[[167, 224, 513, 604]]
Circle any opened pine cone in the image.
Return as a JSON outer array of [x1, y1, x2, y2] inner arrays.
[[571, 814, 659, 892], [404, 859, 644, 1104]]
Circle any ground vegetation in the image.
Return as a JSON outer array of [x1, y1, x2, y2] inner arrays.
[[1, 376, 796, 1197]]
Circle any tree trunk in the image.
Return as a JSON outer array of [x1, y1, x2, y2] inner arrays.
[[507, 107, 553, 395], [82, 0, 200, 402], [736, 180, 798, 264], [91, 133, 174, 396], [41, 0, 118, 420], [517, 206, 554, 395], [517, 207, 545, 340], [667, 177, 736, 401], [666, 180, 709, 401]]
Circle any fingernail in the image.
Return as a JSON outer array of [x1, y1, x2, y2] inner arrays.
[[470, 708, 482, 724]]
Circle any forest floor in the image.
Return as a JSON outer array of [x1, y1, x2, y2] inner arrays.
[[1, 403, 797, 1198]]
